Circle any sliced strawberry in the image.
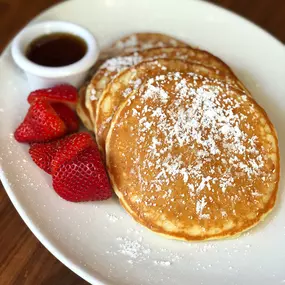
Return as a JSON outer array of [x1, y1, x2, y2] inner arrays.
[[14, 100, 66, 143], [27, 84, 78, 107], [52, 103, 79, 133], [29, 141, 59, 174], [51, 132, 95, 174], [14, 120, 39, 143], [52, 146, 112, 202]]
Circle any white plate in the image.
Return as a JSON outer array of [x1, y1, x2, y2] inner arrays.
[[1, 0, 285, 284]]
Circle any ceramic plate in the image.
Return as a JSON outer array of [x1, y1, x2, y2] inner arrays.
[[1, 0, 285, 284]]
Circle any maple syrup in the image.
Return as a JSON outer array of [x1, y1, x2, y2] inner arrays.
[[26, 33, 87, 67]]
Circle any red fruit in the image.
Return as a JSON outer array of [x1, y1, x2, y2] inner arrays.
[[52, 146, 112, 202], [14, 100, 66, 143], [51, 132, 95, 174], [52, 103, 79, 133], [29, 141, 59, 174], [27, 84, 78, 107]]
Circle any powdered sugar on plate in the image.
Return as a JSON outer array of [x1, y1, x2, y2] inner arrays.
[[106, 228, 184, 266]]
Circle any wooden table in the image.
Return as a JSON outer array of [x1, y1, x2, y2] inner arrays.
[[0, 0, 284, 284]]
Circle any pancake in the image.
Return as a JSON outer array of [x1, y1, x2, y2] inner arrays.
[[76, 84, 93, 130], [95, 51, 245, 153], [105, 32, 189, 57], [84, 52, 141, 128], [84, 34, 189, 126], [75, 55, 109, 131], [87, 45, 242, 136], [106, 71, 279, 241]]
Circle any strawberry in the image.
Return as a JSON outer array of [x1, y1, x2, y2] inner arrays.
[[29, 141, 59, 174], [27, 84, 78, 107], [14, 100, 66, 143], [51, 132, 95, 174], [52, 146, 112, 202], [52, 103, 79, 133]]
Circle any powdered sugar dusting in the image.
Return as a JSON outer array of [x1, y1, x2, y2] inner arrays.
[[116, 236, 151, 260], [196, 196, 210, 219], [106, 229, 184, 266], [114, 34, 181, 53], [115, 35, 138, 49], [106, 212, 123, 223], [90, 89, 97, 101], [113, 70, 275, 232], [101, 53, 143, 73]]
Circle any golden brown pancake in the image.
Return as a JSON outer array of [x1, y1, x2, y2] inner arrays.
[[76, 84, 93, 130], [106, 71, 279, 241], [84, 52, 142, 128], [85, 45, 243, 131], [105, 32, 189, 57], [95, 54, 245, 153], [84, 34, 189, 128]]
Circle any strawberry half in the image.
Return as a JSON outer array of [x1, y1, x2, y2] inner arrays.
[[51, 132, 95, 175], [29, 141, 59, 174], [52, 146, 112, 202], [27, 84, 78, 107], [52, 103, 79, 133], [14, 100, 66, 143]]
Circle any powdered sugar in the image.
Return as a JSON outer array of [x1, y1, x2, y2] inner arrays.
[[153, 260, 171, 266], [115, 35, 138, 49], [196, 196, 210, 219], [115, 71, 271, 225], [114, 34, 179, 53], [107, 230, 184, 266], [106, 213, 122, 223], [90, 94, 97, 101], [116, 236, 151, 260], [101, 53, 143, 73]]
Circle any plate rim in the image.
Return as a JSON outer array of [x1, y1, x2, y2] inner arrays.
[[0, 0, 284, 284]]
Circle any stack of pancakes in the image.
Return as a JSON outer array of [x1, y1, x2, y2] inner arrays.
[[77, 33, 280, 241]]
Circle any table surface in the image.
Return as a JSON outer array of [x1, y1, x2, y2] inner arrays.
[[0, 0, 284, 284]]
